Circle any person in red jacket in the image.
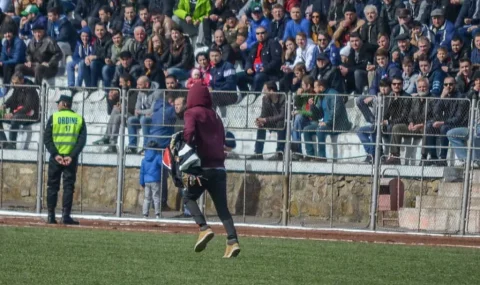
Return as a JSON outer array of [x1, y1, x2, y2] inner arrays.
[[183, 83, 240, 258]]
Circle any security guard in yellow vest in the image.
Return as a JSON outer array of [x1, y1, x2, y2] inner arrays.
[[44, 95, 87, 224]]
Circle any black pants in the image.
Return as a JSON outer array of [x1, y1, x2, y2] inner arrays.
[[184, 169, 238, 241], [15, 63, 58, 85], [0, 64, 15, 85], [46, 156, 78, 211]]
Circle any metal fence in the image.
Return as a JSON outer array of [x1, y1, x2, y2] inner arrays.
[[3, 85, 480, 235]]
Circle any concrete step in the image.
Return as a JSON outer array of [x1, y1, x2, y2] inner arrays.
[[437, 182, 480, 198], [416, 196, 480, 210], [398, 207, 480, 233]]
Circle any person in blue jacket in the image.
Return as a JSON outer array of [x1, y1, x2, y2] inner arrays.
[[418, 54, 446, 97], [209, 47, 237, 114], [429, 9, 455, 53], [0, 26, 26, 86], [46, 7, 77, 61], [66, 27, 93, 87], [369, 48, 402, 95], [282, 5, 310, 42], [316, 32, 340, 66], [140, 140, 166, 218], [243, 5, 270, 50], [19, 5, 47, 39]]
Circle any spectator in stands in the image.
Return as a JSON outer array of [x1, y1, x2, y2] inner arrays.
[[456, 58, 473, 94], [195, 52, 212, 86], [243, 4, 270, 51], [418, 54, 446, 97], [357, 79, 392, 163], [172, 0, 211, 46], [117, 4, 139, 38], [102, 29, 134, 91], [316, 32, 340, 66], [109, 51, 142, 113], [291, 75, 316, 159], [310, 10, 329, 43], [339, 32, 375, 94], [163, 26, 194, 81], [211, 29, 235, 64], [310, 52, 346, 94], [79, 23, 112, 88], [429, 9, 455, 53], [135, 5, 152, 35], [72, 0, 107, 31], [402, 56, 419, 95], [67, 27, 93, 87], [303, 79, 351, 161], [385, 78, 432, 165], [46, 6, 76, 62], [425, 76, 469, 166], [131, 26, 148, 63], [391, 33, 418, 66], [209, 46, 237, 116], [404, 0, 430, 25], [244, 26, 282, 92], [15, 23, 61, 85], [282, 5, 309, 42], [249, 81, 286, 161], [359, 5, 384, 46], [333, 3, 365, 46], [432, 46, 450, 73], [93, 73, 136, 153], [96, 5, 115, 33], [455, 0, 480, 42], [447, 71, 480, 167], [278, 37, 296, 92], [202, 0, 229, 47], [186, 68, 206, 89], [149, 0, 176, 32], [390, 8, 414, 49], [223, 11, 242, 45], [0, 8, 18, 36], [369, 49, 402, 95], [472, 32, 480, 68], [292, 32, 317, 73], [268, 4, 287, 44], [19, 4, 47, 40], [0, 26, 26, 86], [379, 0, 404, 32], [410, 20, 434, 47], [414, 37, 434, 64], [126, 76, 161, 154], [377, 32, 391, 51], [448, 36, 471, 77], [327, 0, 347, 29], [148, 33, 168, 64], [141, 54, 165, 88], [0, 71, 40, 149]]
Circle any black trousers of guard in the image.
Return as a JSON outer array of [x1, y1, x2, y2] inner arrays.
[[46, 156, 78, 211], [183, 169, 238, 241]]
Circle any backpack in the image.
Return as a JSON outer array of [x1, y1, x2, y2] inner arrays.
[[162, 131, 203, 188]]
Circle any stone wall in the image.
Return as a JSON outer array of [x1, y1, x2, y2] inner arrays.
[[0, 163, 441, 222]]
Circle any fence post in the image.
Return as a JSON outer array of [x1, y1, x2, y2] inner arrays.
[[282, 92, 292, 226], [116, 88, 127, 217], [35, 84, 46, 214], [460, 96, 477, 234], [369, 95, 383, 230]]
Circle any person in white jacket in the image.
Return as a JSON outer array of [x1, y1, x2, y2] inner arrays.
[[292, 32, 317, 72]]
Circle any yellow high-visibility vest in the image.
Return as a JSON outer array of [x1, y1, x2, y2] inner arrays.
[[52, 110, 83, 155]]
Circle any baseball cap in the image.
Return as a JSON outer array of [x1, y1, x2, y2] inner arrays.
[[21, 5, 39, 16], [252, 5, 262, 13], [316, 52, 329, 61], [395, 33, 410, 41], [431, 8, 445, 17], [31, 22, 46, 31], [56, 95, 73, 104]]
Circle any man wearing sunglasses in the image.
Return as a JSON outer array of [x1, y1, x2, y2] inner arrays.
[[425, 77, 469, 166]]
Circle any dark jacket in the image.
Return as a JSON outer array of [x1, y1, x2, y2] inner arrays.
[[268, 16, 288, 42], [455, 0, 480, 28], [74, 0, 107, 22], [211, 40, 235, 64], [1, 36, 26, 66], [184, 84, 226, 168], [26, 36, 62, 69], [420, 69, 446, 97], [391, 44, 418, 66], [455, 74, 473, 94], [164, 38, 194, 71], [210, 60, 237, 91], [448, 46, 471, 77], [405, 0, 430, 25], [379, 1, 404, 32], [150, 98, 176, 148], [149, 0, 176, 17], [140, 149, 163, 186], [0, 12, 18, 36], [20, 15, 48, 39], [141, 66, 166, 89], [319, 88, 352, 131], [44, 109, 87, 158], [260, 94, 286, 129], [344, 43, 376, 74], [132, 39, 148, 63], [359, 18, 386, 46], [369, 63, 402, 95], [111, 62, 142, 88], [4, 84, 40, 121], [47, 16, 77, 50], [432, 91, 469, 127], [309, 62, 346, 94], [93, 34, 113, 62], [245, 38, 283, 78], [408, 95, 434, 124], [383, 92, 412, 125]]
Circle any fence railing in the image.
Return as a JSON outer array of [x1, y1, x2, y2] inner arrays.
[[2, 85, 480, 235]]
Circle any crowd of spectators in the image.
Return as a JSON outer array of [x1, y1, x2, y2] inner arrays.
[[0, 0, 480, 166]]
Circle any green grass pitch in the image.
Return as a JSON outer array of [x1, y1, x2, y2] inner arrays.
[[1, 226, 479, 285]]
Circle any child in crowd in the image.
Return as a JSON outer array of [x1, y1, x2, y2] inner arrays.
[[66, 27, 93, 87], [140, 140, 164, 219], [186, 68, 208, 89], [432, 47, 450, 74]]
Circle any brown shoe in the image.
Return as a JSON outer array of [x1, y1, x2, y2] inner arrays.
[[223, 242, 241, 258], [194, 228, 215, 252]]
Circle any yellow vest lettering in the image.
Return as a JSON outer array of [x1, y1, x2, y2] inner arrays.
[[52, 110, 83, 155]]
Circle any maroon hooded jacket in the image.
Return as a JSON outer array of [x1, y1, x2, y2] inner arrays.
[[184, 83, 226, 168]]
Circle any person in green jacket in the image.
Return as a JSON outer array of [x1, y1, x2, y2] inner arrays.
[[172, 0, 211, 46]]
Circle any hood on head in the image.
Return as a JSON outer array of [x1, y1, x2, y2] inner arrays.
[[79, 26, 92, 39], [186, 83, 212, 109]]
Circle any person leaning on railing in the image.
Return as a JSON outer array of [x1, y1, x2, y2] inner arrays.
[[247, 81, 286, 161]]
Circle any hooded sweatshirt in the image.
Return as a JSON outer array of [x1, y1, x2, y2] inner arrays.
[[184, 83, 226, 168], [72, 27, 94, 63], [139, 149, 163, 186]]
